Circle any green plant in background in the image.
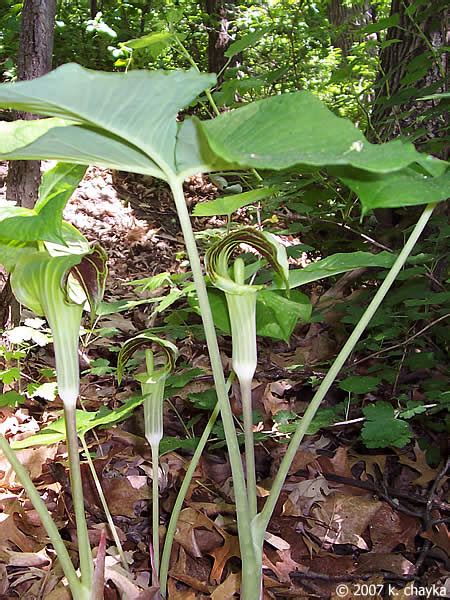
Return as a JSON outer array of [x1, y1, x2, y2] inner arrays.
[[0, 64, 448, 598], [0, 162, 108, 600]]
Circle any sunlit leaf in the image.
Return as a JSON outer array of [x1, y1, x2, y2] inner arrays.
[[200, 91, 441, 174], [340, 166, 450, 212], [193, 187, 276, 217], [0, 63, 215, 179], [281, 251, 396, 289]]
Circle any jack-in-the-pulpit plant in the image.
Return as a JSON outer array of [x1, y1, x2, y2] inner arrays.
[[206, 228, 289, 519], [0, 163, 108, 600], [0, 64, 447, 598], [117, 333, 178, 586]]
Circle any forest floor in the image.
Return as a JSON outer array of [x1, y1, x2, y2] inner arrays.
[[0, 164, 449, 599]]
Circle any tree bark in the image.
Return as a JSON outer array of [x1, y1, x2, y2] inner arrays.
[[327, 0, 371, 57], [90, 0, 98, 19], [369, 0, 448, 231], [204, 0, 234, 76], [370, 0, 448, 149], [6, 0, 56, 209], [2, 0, 56, 328]]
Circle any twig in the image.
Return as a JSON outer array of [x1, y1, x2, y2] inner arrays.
[[415, 457, 449, 572]]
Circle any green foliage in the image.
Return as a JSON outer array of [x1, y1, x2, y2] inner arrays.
[[11, 395, 145, 449], [339, 376, 381, 394], [361, 401, 412, 448], [193, 187, 276, 217]]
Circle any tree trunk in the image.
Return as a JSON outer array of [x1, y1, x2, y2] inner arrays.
[[327, 0, 371, 57], [2, 0, 55, 328], [370, 0, 448, 149], [369, 0, 448, 230], [90, 0, 98, 19], [204, 0, 234, 76], [6, 0, 56, 209]]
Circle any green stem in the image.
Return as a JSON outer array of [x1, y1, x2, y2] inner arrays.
[[241, 376, 257, 520], [64, 405, 94, 590], [256, 202, 436, 534], [168, 178, 259, 598], [0, 435, 83, 598], [159, 374, 234, 597], [79, 435, 129, 572], [151, 442, 160, 580]]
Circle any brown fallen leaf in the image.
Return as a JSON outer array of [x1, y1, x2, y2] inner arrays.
[[167, 577, 197, 600], [0, 547, 51, 568], [369, 503, 419, 552], [208, 528, 240, 583], [211, 571, 240, 599], [348, 451, 386, 480], [396, 443, 439, 487], [263, 547, 302, 584], [170, 545, 212, 594], [103, 555, 151, 599], [355, 553, 415, 575], [0, 445, 57, 487], [0, 511, 41, 552], [421, 521, 450, 555], [307, 494, 382, 550], [283, 476, 333, 516], [262, 382, 291, 416], [103, 475, 150, 517], [0, 563, 8, 595], [174, 507, 216, 558]]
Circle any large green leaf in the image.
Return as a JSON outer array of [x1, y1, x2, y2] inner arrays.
[[36, 162, 86, 211], [0, 117, 68, 152], [1, 123, 164, 178], [0, 241, 28, 272], [340, 166, 450, 212], [281, 251, 396, 289], [0, 163, 86, 244], [0, 63, 215, 178], [256, 289, 311, 341], [200, 91, 441, 174], [121, 32, 177, 58], [175, 118, 236, 178]]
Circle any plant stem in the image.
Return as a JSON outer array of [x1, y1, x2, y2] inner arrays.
[[0, 435, 83, 598], [151, 442, 160, 579], [256, 202, 436, 535], [240, 376, 258, 519], [159, 373, 234, 597], [79, 435, 129, 572], [168, 178, 259, 598], [64, 405, 94, 590]]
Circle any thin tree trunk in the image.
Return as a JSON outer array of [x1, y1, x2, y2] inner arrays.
[[90, 0, 98, 19], [369, 0, 448, 230], [6, 0, 56, 209], [204, 0, 234, 77], [2, 0, 56, 328], [370, 0, 448, 148], [327, 0, 371, 57]]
